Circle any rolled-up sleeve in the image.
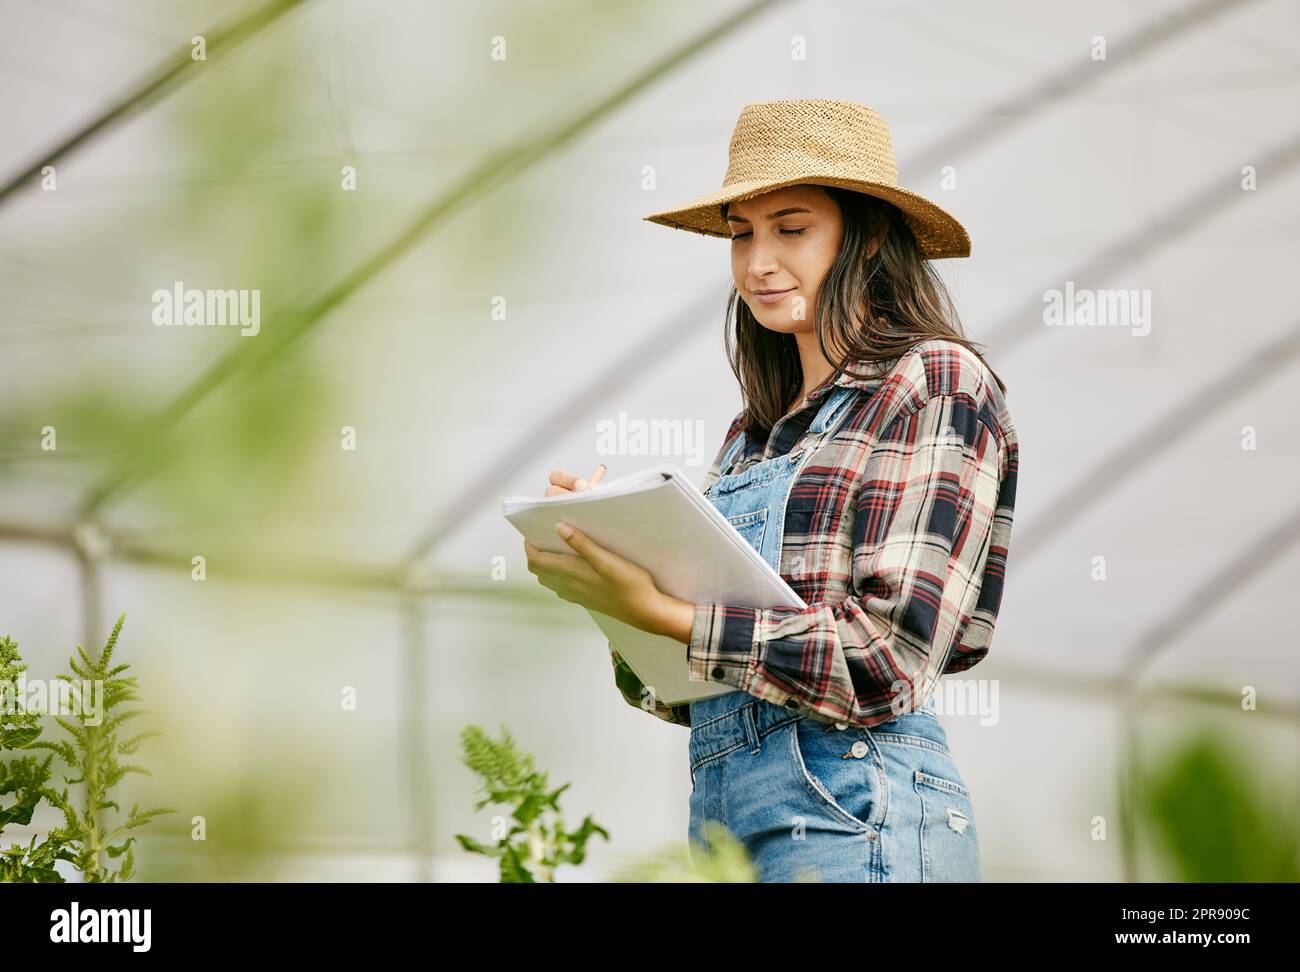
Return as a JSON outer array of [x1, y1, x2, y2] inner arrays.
[[608, 644, 692, 726], [686, 393, 1004, 727]]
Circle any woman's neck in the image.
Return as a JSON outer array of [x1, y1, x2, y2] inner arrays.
[[790, 332, 839, 409]]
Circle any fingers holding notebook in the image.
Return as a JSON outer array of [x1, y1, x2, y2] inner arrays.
[[545, 464, 607, 496]]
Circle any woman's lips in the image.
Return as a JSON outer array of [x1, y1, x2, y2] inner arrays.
[[753, 287, 795, 305]]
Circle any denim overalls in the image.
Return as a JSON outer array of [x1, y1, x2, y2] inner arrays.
[[687, 385, 982, 883]]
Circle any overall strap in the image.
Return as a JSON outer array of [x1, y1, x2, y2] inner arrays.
[[808, 384, 861, 435], [718, 383, 860, 474], [718, 429, 747, 475]]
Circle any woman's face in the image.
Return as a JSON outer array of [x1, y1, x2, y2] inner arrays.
[[727, 184, 844, 334]]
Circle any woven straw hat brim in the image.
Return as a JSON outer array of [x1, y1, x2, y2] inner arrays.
[[644, 176, 970, 259]]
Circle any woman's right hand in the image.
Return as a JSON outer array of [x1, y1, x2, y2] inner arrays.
[[545, 464, 607, 496]]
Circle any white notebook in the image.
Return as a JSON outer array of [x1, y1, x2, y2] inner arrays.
[[499, 463, 807, 705]]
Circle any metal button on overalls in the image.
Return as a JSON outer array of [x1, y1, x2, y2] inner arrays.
[[850, 740, 869, 759]]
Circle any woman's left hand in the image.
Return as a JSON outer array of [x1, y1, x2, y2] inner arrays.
[[524, 523, 693, 641]]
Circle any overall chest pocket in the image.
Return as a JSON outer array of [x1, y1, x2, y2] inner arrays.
[[725, 508, 768, 552]]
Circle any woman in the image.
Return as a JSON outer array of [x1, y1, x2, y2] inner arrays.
[[525, 100, 1019, 883]]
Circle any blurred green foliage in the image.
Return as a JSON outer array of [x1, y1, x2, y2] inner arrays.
[[134, 757, 322, 882], [0, 48, 343, 541], [1136, 728, 1300, 882], [611, 821, 766, 883]]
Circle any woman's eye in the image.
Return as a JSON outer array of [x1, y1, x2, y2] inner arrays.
[[729, 228, 806, 240]]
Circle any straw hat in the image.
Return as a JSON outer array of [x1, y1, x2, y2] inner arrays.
[[643, 99, 970, 259]]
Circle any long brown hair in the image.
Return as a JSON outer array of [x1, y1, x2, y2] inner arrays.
[[721, 184, 1006, 440]]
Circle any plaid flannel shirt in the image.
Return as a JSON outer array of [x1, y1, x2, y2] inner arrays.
[[610, 338, 1018, 729]]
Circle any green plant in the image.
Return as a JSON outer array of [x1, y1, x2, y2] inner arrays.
[[1136, 729, 1300, 882], [610, 821, 768, 882], [455, 725, 609, 882], [0, 634, 79, 882], [30, 613, 176, 882]]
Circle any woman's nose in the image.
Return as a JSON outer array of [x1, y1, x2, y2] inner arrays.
[[747, 238, 779, 275]]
